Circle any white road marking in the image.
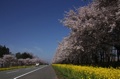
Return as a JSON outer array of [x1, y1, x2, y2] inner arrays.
[[6, 70, 19, 74], [13, 65, 47, 79]]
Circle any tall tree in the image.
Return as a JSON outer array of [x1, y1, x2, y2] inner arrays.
[[21, 52, 33, 59], [53, 0, 120, 66], [15, 52, 22, 59], [0, 45, 10, 58]]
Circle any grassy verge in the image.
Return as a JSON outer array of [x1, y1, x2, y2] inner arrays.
[[0, 66, 33, 71], [52, 64, 120, 79]]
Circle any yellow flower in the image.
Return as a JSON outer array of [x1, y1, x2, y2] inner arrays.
[[52, 64, 120, 79]]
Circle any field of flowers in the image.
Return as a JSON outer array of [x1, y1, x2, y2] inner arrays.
[[52, 64, 120, 79]]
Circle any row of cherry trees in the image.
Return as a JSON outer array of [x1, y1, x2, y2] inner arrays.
[[53, 0, 120, 67], [0, 45, 46, 67]]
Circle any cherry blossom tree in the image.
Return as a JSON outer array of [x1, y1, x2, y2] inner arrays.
[[53, 0, 120, 66], [18, 57, 46, 66], [53, 36, 73, 63], [0, 58, 5, 67], [3, 54, 16, 67]]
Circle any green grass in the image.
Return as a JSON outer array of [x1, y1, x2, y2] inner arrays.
[[0, 66, 33, 71]]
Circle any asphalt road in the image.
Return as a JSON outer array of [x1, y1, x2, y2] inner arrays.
[[0, 65, 58, 79]]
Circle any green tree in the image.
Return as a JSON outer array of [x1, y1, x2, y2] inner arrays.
[[21, 52, 33, 59], [15, 52, 22, 59], [0, 45, 10, 58]]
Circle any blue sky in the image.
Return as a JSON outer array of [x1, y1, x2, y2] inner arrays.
[[0, 0, 91, 62]]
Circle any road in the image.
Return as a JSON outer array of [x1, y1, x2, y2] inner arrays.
[[0, 65, 58, 79]]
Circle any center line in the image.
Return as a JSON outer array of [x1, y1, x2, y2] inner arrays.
[[14, 65, 47, 79]]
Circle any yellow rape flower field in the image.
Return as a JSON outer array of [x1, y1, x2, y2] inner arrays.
[[52, 64, 120, 79]]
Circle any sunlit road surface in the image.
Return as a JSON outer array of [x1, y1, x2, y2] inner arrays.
[[0, 65, 58, 79]]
